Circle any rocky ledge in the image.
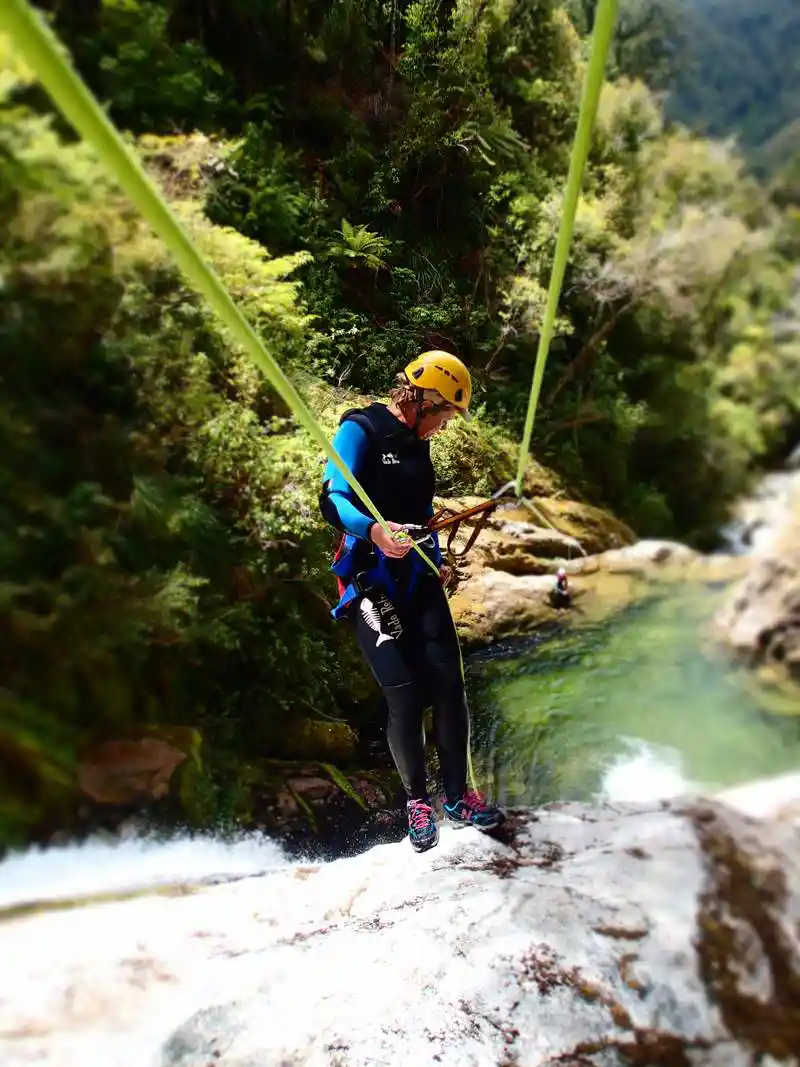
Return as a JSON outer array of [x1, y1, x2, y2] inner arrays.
[[1, 774, 798, 1067], [440, 495, 750, 649]]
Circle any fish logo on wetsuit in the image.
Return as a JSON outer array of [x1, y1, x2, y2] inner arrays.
[[360, 595, 403, 646]]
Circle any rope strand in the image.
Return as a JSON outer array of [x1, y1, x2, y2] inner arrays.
[[514, 0, 619, 498]]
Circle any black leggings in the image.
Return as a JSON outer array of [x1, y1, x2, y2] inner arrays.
[[349, 576, 469, 804]]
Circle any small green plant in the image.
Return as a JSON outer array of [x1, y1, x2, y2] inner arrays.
[[330, 220, 392, 271]]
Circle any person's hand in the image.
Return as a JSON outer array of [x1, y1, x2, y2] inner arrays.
[[370, 521, 414, 558], [439, 563, 453, 587]]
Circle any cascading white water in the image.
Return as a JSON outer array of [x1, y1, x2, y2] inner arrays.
[[597, 737, 695, 802], [0, 741, 695, 919], [0, 744, 696, 914], [718, 461, 800, 556], [0, 832, 290, 912]]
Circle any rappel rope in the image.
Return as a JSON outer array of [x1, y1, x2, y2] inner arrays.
[[514, 0, 619, 499], [1, 0, 618, 796]]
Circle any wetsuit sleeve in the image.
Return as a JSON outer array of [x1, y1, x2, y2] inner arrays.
[[323, 420, 376, 541]]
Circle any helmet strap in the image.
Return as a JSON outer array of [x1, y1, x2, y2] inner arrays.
[[397, 383, 450, 432], [414, 395, 453, 431], [403, 384, 426, 432]]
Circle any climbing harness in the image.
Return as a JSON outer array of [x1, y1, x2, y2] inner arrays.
[[1, 0, 619, 795]]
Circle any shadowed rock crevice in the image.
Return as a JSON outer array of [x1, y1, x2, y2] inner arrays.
[[686, 799, 800, 1061]]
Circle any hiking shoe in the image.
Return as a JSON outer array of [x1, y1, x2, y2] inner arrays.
[[407, 798, 439, 853], [443, 790, 505, 832]]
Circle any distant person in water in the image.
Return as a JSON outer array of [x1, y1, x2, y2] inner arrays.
[[319, 351, 505, 853]]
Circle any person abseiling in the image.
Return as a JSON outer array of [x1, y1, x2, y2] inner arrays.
[[319, 350, 505, 853]]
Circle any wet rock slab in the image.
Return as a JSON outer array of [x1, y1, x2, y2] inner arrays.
[[2, 778, 798, 1067], [158, 791, 800, 1066]]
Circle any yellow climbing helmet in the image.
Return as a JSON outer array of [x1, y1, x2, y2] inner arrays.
[[404, 350, 472, 419]]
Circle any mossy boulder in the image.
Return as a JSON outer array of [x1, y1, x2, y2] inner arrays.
[[524, 497, 637, 555], [435, 494, 635, 575], [434, 495, 581, 577], [449, 567, 646, 649], [277, 717, 359, 764], [75, 726, 202, 807]]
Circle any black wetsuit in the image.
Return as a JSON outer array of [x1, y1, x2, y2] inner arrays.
[[321, 404, 469, 803], [352, 573, 468, 801]]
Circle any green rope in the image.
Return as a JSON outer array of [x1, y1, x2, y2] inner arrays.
[[0, 0, 440, 576], [514, 0, 619, 497]]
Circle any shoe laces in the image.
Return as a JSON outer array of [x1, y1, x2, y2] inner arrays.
[[407, 799, 433, 831], [464, 789, 487, 811]]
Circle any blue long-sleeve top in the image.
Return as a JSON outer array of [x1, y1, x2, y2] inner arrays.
[[323, 420, 381, 541], [323, 420, 442, 616]]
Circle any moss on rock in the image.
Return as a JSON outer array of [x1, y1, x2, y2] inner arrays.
[[276, 717, 359, 765]]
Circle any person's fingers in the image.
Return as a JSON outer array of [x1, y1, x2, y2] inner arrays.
[[388, 541, 412, 558], [371, 524, 416, 558], [379, 537, 405, 557], [389, 541, 412, 558]]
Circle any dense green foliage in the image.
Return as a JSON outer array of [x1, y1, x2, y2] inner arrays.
[[1, 0, 798, 846], [0, 41, 374, 844], [39, 0, 798, 529], [665, 0, 800, 174]]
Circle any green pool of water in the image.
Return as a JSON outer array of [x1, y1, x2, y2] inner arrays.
[[466, 583, 800, 807]]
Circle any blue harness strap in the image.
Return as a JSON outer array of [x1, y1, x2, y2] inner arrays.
[[330, 532, 405, 620]]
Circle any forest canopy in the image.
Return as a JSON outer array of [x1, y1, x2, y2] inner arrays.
[[665, 0, 800, 176]]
